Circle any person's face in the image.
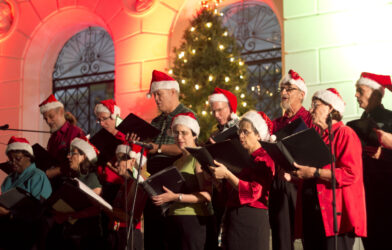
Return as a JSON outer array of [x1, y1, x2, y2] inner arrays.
[[237, 120, 261, 152], [173, 124, 196, 149], [211, 101, 231, 126], [96, 112, 116, 131], [67, 147, 86, 171], [153, 89, 176, 113], [280, 83, 304, 110], [43, 108, 64, 132], [355, 84, 374, 110], [310, 99, 332, 128], [7, 151, 31, 174]]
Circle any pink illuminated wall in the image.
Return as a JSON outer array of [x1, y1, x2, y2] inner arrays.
[[0, 0, 283, 183]]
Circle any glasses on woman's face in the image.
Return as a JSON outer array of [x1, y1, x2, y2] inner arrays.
[[96, 116, 111, 124], [310, 100, 323, 110], [68, 151, 80, 157], [173, 130, 191, 137], [237, 129, 253, 136]]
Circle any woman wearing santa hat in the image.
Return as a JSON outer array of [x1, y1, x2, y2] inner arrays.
[[0, 136, 52, 249], [208, 110, 275, 250], [49, 136, 104, 250], [151, 112, 216, 250], [289, 88, 366, 250]]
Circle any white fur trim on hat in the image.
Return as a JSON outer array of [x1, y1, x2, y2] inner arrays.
[[356, 77, 385, 97], [279, 76, 307, 97], [71, 138, 98, 163], [40, 102, 64, 114], [313, 89, 345, 114], [116, 144, 147, 166], [150, 80, 180, 93], [6, 142, 34, 156], [94, 103, 121, 119], [208, 93, 229, 104], [241, 111, 271, 142], [172, 115, 200, 136]]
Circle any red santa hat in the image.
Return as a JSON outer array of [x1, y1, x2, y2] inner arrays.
[[241, 110, 274, 142], [94, 99, 121, 119], [39, 94, 64, 114], [6, 136, 34, 156], [70, 137, 99, 163], [279, 69, 307, 97], [313, 88, 345, 115], [147, 70, 180, 98], [208, 88, 238, 119], [356, 72, 392, 97], [116, 144, 147, 166], [171, 112, 200, 136]]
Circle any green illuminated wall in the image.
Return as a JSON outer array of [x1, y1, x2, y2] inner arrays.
[[283, 0, 392, 121]]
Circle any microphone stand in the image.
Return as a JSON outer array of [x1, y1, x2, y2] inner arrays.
[[327, 114, 338, 250], [0, 124, 51, 133], [125, 145, 145, 250]]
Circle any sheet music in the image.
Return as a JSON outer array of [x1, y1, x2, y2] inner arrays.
[[74, 178, 113, 211]]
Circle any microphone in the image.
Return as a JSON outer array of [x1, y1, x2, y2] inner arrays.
[[0, 124, 9, 130], [131, 140, 153, 150]]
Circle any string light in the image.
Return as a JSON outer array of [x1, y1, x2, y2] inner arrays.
[[178, 51, 185, 59], [230, 57, 235, 62], [239, 61, 244, 66], [251, 86, 255, 91], [191, 49, 196, 54], [219, 44, 224, 50], [240, 75, 244, 79], [225, 77, 230, 82], [242, 102, 247, 107], [181, 79, 186, 84], [223, 31, 228, 36], [190, 27, 195, 32], [208, 37, 211, 40], [184, 59, 188, 63], [235, 86, 240, 91], [168, 69, 173, 75], [206, 22, 212, 28], [205, 100, 209, 104], [202, 111, 207, 116], [195, 84, 200, 90], [240, 93, 245, 98], [208, 75, 213, 81]]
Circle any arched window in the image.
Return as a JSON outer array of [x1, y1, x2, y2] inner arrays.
[[52, 27, 115, 135], [221, 1, 282, 118]]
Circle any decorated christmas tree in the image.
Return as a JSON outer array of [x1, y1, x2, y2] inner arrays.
[[171, 7, 255, 141]]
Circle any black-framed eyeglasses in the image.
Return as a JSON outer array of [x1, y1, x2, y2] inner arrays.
[[278, 87, 300, 93], [96, 116, 111, 124], [237, 129, 253, 136]]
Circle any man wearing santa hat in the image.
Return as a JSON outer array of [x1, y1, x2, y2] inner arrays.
[[144, 70, 195, 250], [208, 87, 239, 143], [39, 94, 84, 185], [353, 72, 392, 250], [269, 69, 315, 250]]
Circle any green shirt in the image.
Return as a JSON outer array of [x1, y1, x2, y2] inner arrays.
[[151, 103, 195, 145], [78, 172, 102, 190], [167, 155, 213, 216]]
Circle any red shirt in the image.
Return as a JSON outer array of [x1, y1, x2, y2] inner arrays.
[[226, 147, 275, 209], [295, 121, 367, 237], [273, 106, 314, 133], [47, 121, 84, 165]]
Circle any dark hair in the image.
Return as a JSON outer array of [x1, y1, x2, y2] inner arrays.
[[74, 147, 96, 175], [7, 150, 35, 163], [313, 97, 343, 121]]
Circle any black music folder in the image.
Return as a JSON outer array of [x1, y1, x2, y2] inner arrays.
[[274, 117, 308, 140], [141, 166, 185, 214], [0, 161, 12, 174], [90, 129, 123, 165], [187, 138, 254, 174], [48, 178, 113, 218], [117, 113, 160, 141], [0, 187, 43, 221], [32, 144, 58, 171], [347, 118, 380, 147], [210, 126, 238, 143], [261, 128, 331, 172]]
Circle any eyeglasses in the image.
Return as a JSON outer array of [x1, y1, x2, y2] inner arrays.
[[173, 130, 191, 137], [96, 116, 111, 124], [310, 101, 323, 110], [68, 151, 80, 157], [278, 87, 300, 93], [237, 129, 253, 136], [8, 155, 25, 163]]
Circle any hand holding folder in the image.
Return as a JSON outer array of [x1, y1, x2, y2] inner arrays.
[[261, 128, 331, 172]]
